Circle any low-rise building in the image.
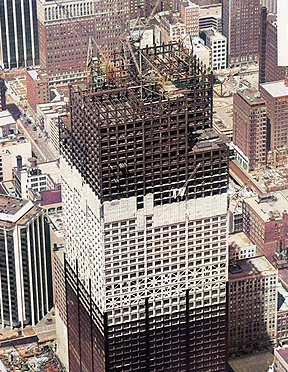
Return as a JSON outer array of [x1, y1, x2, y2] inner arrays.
[[229, 232, 257, 265], [13, 158, 59, 200], [36, 101, 67, 152], [274, 347, 288, 371], [0, 136, 32, 182], [228, 256, 278, 354], [243, 192, 288, 264], [0, 111, 17, 138], [156, 11, 186, 43], [192, 36, 211, 68], [201, 28, 227, 70]]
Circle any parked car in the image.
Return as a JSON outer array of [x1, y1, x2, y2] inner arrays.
[[33, 126, 37, 131]]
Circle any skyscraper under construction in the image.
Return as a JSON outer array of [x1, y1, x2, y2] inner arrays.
[[59, 41, 229, 371]]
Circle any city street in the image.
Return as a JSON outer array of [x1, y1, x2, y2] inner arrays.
[[16, 118, 58, 162], [6, 90, 59, 163]]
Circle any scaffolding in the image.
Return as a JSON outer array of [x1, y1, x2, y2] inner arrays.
[[60, 41, 229, 205]]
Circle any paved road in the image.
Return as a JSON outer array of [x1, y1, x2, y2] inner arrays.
[[6, 93, 59, 163]]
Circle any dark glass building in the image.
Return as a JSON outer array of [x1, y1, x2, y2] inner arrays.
[[0, 196, 53, 328], [0, 0, 39, 69]]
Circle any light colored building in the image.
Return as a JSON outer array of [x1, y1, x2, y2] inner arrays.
[[37, 101, 67, 152], [261, 0, 277, 14], [179, 1, 200, 36], [156, 11, 186, 43], [0, 111, 17, 138], [229, 232, 257, 265], [59, 44, 229, 371], [260, 81, 288, 151], [192, 36, 211, 68], [13, 158, 59, 200], [0, 136, 32, 182], [201, 28, 227, 70], [0, 195, 53, 329], [228, 256, 278, 353]]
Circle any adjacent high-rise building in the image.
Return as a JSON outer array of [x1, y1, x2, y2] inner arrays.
[[259, 9, 285, 84], [0, 0, 39, 69], [59, 42, 229, 371], [0, 78, 6, 111], [37, 0, 129, 79], [260, 0, 277, 13], [228, 256, 277, 354], [0, 195, 53, 329], [233, 88, 267, 170], [260, 81, 288, 151], [222, 0, 261, 67]]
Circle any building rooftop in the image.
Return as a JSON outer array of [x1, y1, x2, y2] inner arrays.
[[229, 255, 276, 280], [0, 195, 37, 224], [27, 70, 39, 80], [260, 80, 288, 98], [40, 185, 61, 206], [244, 192, 288, 222], [275, 347, 288, 364], [229, 232, 254, 248], [0, 195, 29, 216], [0, 110, 16, 126], [237, 88, 265, 105]]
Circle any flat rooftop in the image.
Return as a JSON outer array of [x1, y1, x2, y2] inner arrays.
[[0, 195, 29, 216], [0, 110, 16, 126], [237, 88, 265, 105], [275, 347, 288, 363], [244, 192, 288, 222], [229, 232, 254, 248], [27, 69, 39, 80], [229, 255, 276, 280], [260, 80, 288, 98]]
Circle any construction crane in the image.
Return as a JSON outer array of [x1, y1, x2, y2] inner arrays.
[[172, 163, 202, 199]]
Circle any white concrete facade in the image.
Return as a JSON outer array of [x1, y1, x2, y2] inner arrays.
[[61, 156, 228, 325]]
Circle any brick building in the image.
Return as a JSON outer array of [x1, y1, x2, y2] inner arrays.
[[223, 0, 261, 67], [243, 192, 288, 264], [259, 9, 285, 84], [37, 0, 129, 78], [260, 81, 288, 151], [233, 89, 267, 171], [228, 256, 278, 354], [26, 70, 49, 112]]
